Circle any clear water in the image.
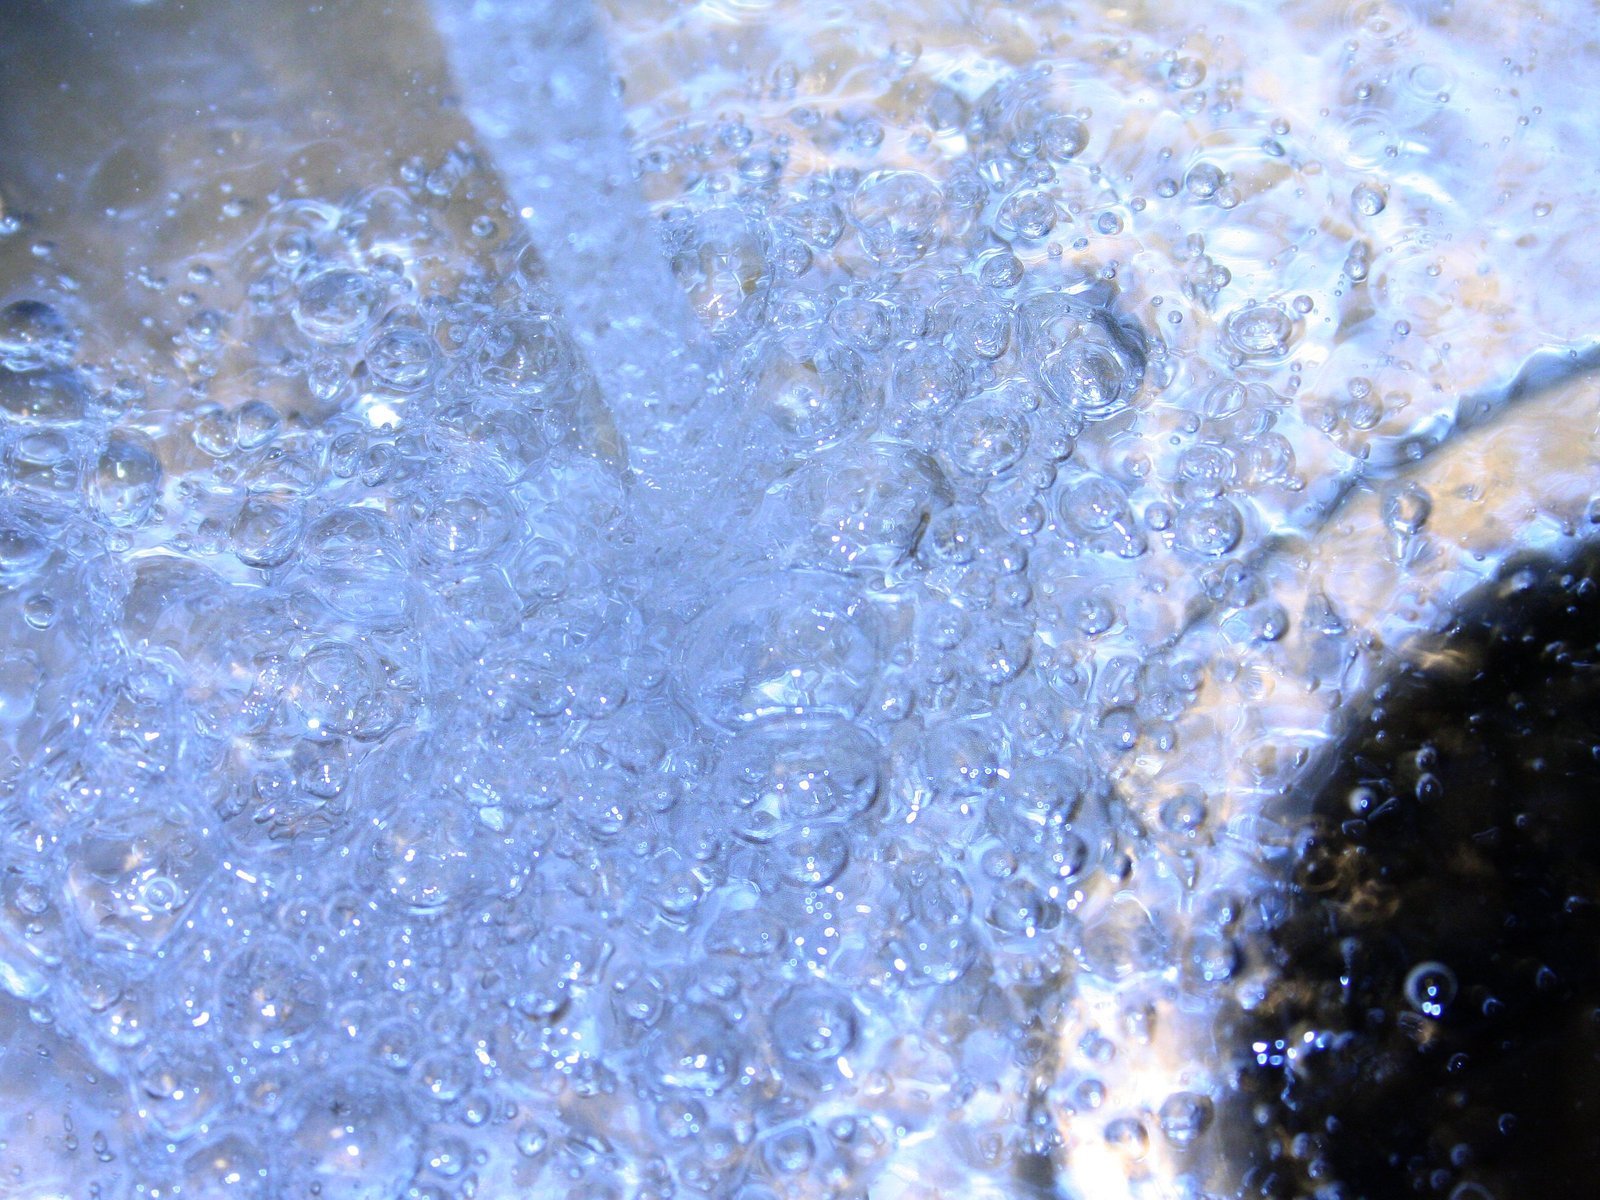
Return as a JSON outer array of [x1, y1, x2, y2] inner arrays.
[[0, 1, 1596, 1197]]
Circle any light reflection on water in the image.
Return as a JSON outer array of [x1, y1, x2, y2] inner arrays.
[[0, 1, 1596, 1197]]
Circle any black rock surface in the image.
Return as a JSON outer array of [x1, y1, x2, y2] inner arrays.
[[1232, 546, 1600, 1199]]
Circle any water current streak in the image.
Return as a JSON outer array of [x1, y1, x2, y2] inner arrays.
[[430, 0, 723, 524]]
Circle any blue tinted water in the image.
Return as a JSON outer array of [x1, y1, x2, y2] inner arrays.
[[0, 1, 1597, 1197]]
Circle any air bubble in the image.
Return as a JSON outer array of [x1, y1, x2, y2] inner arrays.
[[1175, 498, 1244, 557], [755, 338, 867, 448], [891, 340, 969, 416], [0, 649, 42, 721], [772, 985, 859, 1066], [1383, 483, 1433, 535], [1225, 302, 1295, 358], [293, 268, 383, 345], [223, 937, 329, 1046], [802, 440, 948, 570], [470, 311, 579, 399], [849, 170, 944, 267], [1186, 163, 1224, 199], [997, 188, 1060, 240], [0, 299, 76, 368], [1157, 1091, 1214, 1147], [648, 1005, 741, 1093], [232, 494, 304, 568], [1040, 341, 1136, 420], [943, 394, 1029, 477], [0, 365, 88, 423], [1169, 57, 1207, 89], [1404, 961, 1458, 1016], [1352, 183, 1388, 216], [366, 324, 438, 389], [1041, 115, 1090, 160]]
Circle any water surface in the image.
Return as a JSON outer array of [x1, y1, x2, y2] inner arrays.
[[0, 2, 1597, 1198]]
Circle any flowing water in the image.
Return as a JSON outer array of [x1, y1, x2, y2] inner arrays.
[[0, 1, 1598, 1198]]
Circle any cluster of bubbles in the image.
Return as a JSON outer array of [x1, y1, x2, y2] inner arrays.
[[0, 1, 1588, 1197], [0, 128, 1214, 1199]]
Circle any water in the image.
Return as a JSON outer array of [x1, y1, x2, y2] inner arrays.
[[1234, 546, 1600, 1199], [430, 0, 720, 510], [0, 1, 1597, 1198]]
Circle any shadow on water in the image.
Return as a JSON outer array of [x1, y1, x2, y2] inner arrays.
[[1232, 543, 1600, 1198]]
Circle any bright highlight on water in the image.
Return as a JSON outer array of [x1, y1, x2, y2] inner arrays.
[[0, 1, 1597, 1198]]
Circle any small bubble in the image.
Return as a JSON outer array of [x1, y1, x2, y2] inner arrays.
[[232, 495, 304, 568], [21, 592, 56, 630], [93, 435, 162, 528], [943, 394, 1029, 477], [293, 268, 383, 346], [1105, 1115, 1150, 1160], [234, 399, 281, 450], [0, 365, 87, 423], [1169, 57, 1207, 89], [1174, 498, 1243, 557], [852, 118, 885, 149], [1158, 1091, 1215, 1146], [0, 650, 42, 721], [889, 38, 922, 68], [891, 341, 969, 416], [184, 307, 226, 351], [1404, 961, 1457, 1016], [997, 189, 1060, 241], [1039, 340, 1139, 421], [0, 299, 76, 369], [1345, 240, 1372, 281], [1185, 163, 1224, 199], [1350, 183, 1387, 216], [1041, 115, 1090, 160], [1224, 302, 1295, 358], [366, 325, 437, 390], [850, 171, 944, 268], [1382, 483, 1432, 535]]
